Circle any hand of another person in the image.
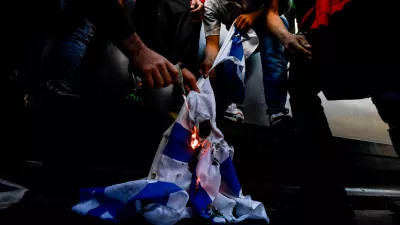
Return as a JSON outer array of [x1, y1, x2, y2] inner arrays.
[[181, 68, 200, 93], [199, 57, 216, 79], [282, 34, 312, 60], [128, 40, 178, 88], [234, 14, 256, 32], [190, 0, 205, 22]]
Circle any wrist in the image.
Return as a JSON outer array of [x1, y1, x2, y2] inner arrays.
[[248, 12, 258, 21], [204, 48, 218, 61], [204, 55, 216, 64], [279, 31, 293, 45], [122, 33, 147, 57]]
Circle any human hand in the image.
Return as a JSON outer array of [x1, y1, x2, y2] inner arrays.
[[282, 34, 312, 60], [190, 0, 205, 22], [234, 14, 256, 32], [181, 68, 200, 93], [129, 43, 178, 89], [199, 57, 216, 79]]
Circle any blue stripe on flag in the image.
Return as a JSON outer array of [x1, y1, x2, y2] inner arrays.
[[220, 157, 241, 196], [80, 182, 183, 222], [189, 175, 212, 218], [229, 28, 244, 61], [87, 204, 109, 219], [128, 181, 183, 206], [163, 123, 194, 163], [81, 188, 125, 220]]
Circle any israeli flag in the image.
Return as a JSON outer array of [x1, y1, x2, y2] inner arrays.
[[73, 78, 268, 224], [210, 23, 259, 84]]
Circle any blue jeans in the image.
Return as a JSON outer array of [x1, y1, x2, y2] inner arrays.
[[48, 18, 95, 81], [213, 16, 289, 119], [257, 16, 289, 115], [213, 60, 246, 120], [44, 18, 95, 95]]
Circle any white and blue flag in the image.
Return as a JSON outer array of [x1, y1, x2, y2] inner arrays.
[[210, 24, 259, 84], [72, 78, 268, 224]]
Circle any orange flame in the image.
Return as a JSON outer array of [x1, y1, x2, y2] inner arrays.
[[196, 177, 201, 190], [191, 126, 200, 149]]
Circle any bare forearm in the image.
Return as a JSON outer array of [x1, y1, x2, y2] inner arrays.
[[199, 35, 220, 77], [204, 35, 220, 61], [250, 7, 265, 23], [266, 0, 312, 60], [267, 12, 291, 43], [266, 0, 291, 44], [122, 33, 146, 57], [204, 44, 219, 61]]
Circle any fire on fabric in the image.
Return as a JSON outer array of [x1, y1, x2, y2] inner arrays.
[[191, 126, 200, 150], [183, 94, 200, 150]]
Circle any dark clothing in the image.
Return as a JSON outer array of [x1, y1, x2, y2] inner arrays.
[[15, 0, 134, 55], [43, 19, 96, 97], [11, 0, 135, 88], [212, 16, 290, 119], [213, 61, 246, 120], [257, 17, 289, 115], [134, 0, 202, 72], [289, 1, 400, 154], [289, 60, 400, 152], [62, 0, 135, 44], [21, 0, 133, 97]]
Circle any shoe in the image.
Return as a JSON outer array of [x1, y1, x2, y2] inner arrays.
[[269, 112, 292, 129], [224, 103, 244, 122]]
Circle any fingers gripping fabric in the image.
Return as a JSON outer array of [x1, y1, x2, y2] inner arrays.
[[210, 24, 259, 84]]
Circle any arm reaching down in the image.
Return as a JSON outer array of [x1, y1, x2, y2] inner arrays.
[[234, 7, 265, 32], [200, 1, 221, 78], [199, 35, 219, 79], [72, 0, 198, 91], [266, 0, 312, 60], [124, 33, 178, 89]]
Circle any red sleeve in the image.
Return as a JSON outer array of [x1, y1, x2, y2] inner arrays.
[[190, 0, 205, 3]]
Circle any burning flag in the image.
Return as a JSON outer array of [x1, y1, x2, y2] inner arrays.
[[190, 126, 200, 150], [72, 78, 269, 224]]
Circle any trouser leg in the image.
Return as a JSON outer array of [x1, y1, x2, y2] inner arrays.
[[44, 18, 96, 97], [287, 60, 354, 225], [39, 18, 96, 188], [289, 56, 342, 187], [289, 60, 332, 151], [390, 126, 400, 156], [213, 62, 245, 121], [372, 90, 400, 155], [257, 16, 289, 115]]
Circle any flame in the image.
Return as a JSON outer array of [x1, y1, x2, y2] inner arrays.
[[196, 177, 201, 190], [184, 94, 199, 150], [191, 126, 200, 149]]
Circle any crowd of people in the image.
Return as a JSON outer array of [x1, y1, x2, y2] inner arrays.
[[36, 0, 397, 151], [9, 0, 400, 224]]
